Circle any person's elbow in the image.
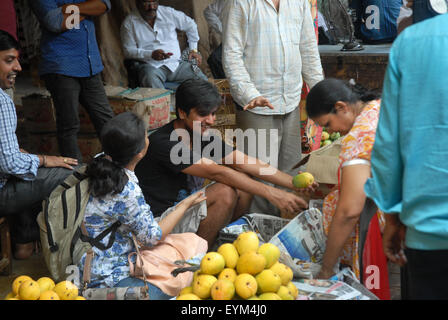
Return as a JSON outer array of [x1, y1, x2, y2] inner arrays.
[[338, 201, 365, 221]]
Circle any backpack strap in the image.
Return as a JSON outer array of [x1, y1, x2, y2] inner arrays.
[[79, 221, 122, 250], [82, 249, 94, 290]]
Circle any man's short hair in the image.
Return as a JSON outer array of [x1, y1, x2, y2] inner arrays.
[[0, 30, 19, 52], [175, 79, 222, 118]]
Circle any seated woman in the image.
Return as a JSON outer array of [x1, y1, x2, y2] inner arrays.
[[77, 112, 205, 300], [305, 78, 386, 281]]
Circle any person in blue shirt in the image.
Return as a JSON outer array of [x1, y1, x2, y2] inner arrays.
[[364, 14, 448, 300], [351, 0, 402, 43], [30, 0, 115, 161], [0, 30, 78, 259]]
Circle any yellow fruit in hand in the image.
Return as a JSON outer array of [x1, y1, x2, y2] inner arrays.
[[257, 243, 281, 268], [270, 262, 294, 285], [236, 251, 266, 275], [192, 274, 217, 299], [217, 243, 239, 269], [218, 268, 237, 283], [12, 275, 33, 295], [292, 172, 314, 188], [179, 286, 194, 296], [18, 280, 41, 300], [234, 273, 258, 300], [177, 293, 201, 300], [255, 270, 282, 294], [200, 252, 226, 275], [234, 231, 259, 255], [54, 280, 79, 300], [287, 281, 299, 299], [39, 290, 60, 300], [37, 277, 55, 293], [277, 285, 294, 300], [211, 279, 235, 300]]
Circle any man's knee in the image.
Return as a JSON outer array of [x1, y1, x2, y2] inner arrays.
[[138, 66, 165, 88], [207, 183, 238, 209]]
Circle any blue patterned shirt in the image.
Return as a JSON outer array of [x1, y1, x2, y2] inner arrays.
[[30, 0, 111, 77], [0, 89, 40, 189], [78, 169, 162, 288]]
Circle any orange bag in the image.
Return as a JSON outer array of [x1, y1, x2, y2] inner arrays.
[[128, 233, 208, 297]]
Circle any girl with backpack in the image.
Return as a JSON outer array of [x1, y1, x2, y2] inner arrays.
[[78, 112, 206, 299]]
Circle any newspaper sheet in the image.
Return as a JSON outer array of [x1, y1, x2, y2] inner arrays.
[[269, 208, 328, 278], [293, 279, 364, 300]]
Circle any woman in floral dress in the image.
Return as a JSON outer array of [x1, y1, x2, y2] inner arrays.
[[77, 112, 205, 299], [305, 78, 386, 281]]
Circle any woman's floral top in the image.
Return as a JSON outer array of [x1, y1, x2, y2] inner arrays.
[[77, 169, 162, 288], [323, 100, 385, 280]]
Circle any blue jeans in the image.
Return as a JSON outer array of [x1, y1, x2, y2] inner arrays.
[[115, 277, 173, 300]]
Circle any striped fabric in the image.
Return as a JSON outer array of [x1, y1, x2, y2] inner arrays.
[[223, 0, 323, 115], [0, 89, 40, 189]]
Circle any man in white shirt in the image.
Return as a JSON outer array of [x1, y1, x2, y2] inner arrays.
[[223, 0, 324, 215], [121, 0, 208, 89], [203, 0, 228, 79]]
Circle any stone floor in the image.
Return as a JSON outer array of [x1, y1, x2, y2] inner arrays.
[[0, 253, 48, 299]]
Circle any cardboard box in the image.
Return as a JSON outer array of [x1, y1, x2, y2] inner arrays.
[[292, 138, 342, 199], [103, 85, 171, 131], [294, 138, 342, 185], [22, 86, 172, 134]]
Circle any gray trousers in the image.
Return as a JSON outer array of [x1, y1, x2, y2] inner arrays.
[[235, 107, 302, 216], [137, 60, 208, 89]]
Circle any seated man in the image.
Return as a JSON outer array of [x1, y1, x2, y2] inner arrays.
[[121, 0, 208, 89], [0, 30, 78, 259], [135, 79, 314, 248]]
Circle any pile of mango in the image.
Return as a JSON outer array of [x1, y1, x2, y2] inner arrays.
[[4, 275, 84, 300], [320, 128, 341, 148], [177, 231, 298, 300]]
